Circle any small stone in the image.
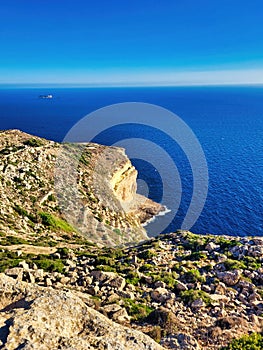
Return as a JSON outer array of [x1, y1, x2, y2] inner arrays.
[[191, 298, 206, 309], [18, 260, 29, 270], [154, 280, 166, 288], [16, 250, 22, 257], [45, 278, 52, 287], [205, 242, 220, 252], [175, 281, 188, 291], [215, 282, 227, 295], [151, 287, 170, 303]]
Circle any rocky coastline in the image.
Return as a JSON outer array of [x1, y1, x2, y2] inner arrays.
[[0, 130, 262, 349]]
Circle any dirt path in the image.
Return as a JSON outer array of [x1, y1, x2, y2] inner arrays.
[[0, 243, 82, 255]]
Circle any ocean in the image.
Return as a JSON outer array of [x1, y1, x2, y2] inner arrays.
[[1, 86, 263, 237]]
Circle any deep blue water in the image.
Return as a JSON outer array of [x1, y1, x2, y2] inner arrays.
[[0, 86, 263, 237]]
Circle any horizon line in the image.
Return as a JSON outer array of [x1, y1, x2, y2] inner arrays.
[[1, 82, 263, 89]]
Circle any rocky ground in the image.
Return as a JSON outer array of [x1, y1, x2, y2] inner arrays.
[[0, 230, 262, 349]]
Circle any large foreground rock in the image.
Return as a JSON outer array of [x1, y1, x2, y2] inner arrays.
[[0, 274, 164, 350]]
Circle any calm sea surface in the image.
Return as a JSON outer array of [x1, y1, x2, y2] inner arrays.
[[0, 86, 262, 237]]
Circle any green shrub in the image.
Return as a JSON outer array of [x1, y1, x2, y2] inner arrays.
[[123, 298, 153, 321], [138, 249, 157, 259], [39, 212, 75, 232], [0, 145, 24, 155], [23, 138, 44, 147], [34, 258, 64, 273], [79, 154, 89, 166], [182, 232, 207, 251], [221, 333, 263, 350], [0, 251, 22, 272], [56, 247, 69, 257], [224, 259, 246, 270], [13, 204, 28, 217], [95, 256, 115, 266], [1, 235, 29, 245], [47, 194, 56, 202], [180, 289, 212, 306], [216, 237, 241, 251], [151, 271, 179, 288], [125, 271, 140, 285], [188, 251, 207, 261], [184, 269, 205, 283], [102, 248, 124, 259], [139, 264, 154, 272], [13, 205, 38, 223], [244, 256, 261, 270], [96, 265, 116, 272], [113, 228, 122, 236]]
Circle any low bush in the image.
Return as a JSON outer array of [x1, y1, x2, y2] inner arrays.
[[224, 259, 246, 270], [56, 247, 69, 258], [221, 332, 263, 349], [23, 138, 43, 147], [180, 289, 212, 306], [34, 258, 65, 273], [96, 265, 116, 272], [151, 271, 179, 288], [123, 298, 153, 321], [39, 212, 76, 232], [139, 264, 154, 272], [145, 307, 180, 334], [184, 269, 205, 283], [125, 271, 140, 285], [0, 235, 29, 245], [95, 256, 115, 266], [138, 249, 157, 259]]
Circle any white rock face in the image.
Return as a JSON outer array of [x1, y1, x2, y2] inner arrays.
[[0, 274, 165, 350]]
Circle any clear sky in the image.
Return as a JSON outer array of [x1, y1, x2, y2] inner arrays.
[[1, 0, 263, 86]]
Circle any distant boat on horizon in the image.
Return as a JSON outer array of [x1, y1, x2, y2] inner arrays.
[[39, 94, 53, 99]]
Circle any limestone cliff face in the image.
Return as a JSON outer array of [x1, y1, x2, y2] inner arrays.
[[0, 129, 163, 247], [110, 158, 138, 203]]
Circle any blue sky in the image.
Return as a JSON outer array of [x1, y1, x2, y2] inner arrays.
[[1, 0, 263, 85]]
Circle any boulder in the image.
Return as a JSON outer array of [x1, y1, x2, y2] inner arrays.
[[0, 273, 165, 350], [151, 287, 170, 303], [217, 270, 241, 286], [205, 242, 220, 252], [175, 281, 188, 292], [161, 333, 201, 350], [191, 298, 206, 309]]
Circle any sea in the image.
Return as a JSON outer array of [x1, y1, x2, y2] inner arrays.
[[0, 86, 263, 237]]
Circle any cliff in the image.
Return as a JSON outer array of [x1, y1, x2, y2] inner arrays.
[[0, 129, 164, 247]]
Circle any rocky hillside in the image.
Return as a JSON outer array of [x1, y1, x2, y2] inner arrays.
[[0, 230, 262, 349], [0, 129, 262, 349], [0, 129, 163, 247]]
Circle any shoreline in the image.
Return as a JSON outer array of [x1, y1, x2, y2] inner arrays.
[[142, 205, 171, 227]]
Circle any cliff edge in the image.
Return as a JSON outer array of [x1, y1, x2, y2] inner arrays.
[[0, 129, 164, 247]]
